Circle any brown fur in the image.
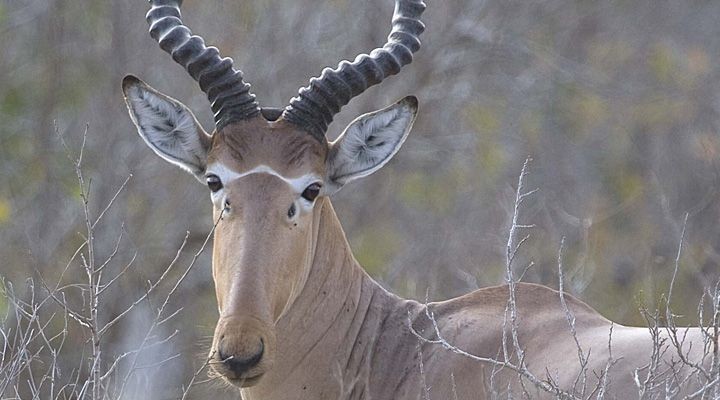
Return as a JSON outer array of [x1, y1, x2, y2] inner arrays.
[[209, 119, 327, 178]]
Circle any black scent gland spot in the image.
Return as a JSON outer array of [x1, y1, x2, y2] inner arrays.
[[288, 203, 297, 219]]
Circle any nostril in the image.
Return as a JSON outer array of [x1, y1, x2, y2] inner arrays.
[[221, 339, 264, 376]]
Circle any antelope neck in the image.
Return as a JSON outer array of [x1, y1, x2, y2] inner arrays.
[[243, 197, 422, 398]]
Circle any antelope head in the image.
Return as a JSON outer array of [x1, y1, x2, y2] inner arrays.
[[122, 0, 425, 387]]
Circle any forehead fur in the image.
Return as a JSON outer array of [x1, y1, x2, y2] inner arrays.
[[208, 118, 327, 176]]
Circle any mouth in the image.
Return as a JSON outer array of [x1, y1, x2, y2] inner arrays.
[[224, 373, 264, 388]]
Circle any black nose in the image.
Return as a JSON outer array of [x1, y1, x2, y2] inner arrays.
[[219, 340, 264, 376]]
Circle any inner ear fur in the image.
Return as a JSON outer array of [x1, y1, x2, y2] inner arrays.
[[122, 75, 211, 179], [325, 96, 418, 194]]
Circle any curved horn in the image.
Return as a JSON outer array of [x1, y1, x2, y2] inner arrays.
[[146, 0, 260, 129], [282, 0, 426, 142]]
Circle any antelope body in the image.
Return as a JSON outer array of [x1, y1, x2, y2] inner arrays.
[[122, 1, 710, 398]]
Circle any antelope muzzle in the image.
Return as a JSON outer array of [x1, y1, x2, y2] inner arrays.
[[211, 316, 276, 386]]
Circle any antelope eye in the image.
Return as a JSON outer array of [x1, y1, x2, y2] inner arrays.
[[301, 183, 322, 202], [206, 174, 223, 192]]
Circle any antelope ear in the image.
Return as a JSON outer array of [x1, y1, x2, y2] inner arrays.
[[324, 96, 418, 194], [122, 75, 211, 180]]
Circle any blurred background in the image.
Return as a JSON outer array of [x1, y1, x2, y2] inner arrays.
[[1, 0, 720, 398]]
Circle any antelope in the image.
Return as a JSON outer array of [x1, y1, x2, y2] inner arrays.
[[122, 0, 711, 398]]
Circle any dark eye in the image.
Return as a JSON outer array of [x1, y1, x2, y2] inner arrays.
[[206, 174, 223, 192], [301, 183, 322, 202]]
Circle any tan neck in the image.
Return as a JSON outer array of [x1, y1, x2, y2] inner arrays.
[[242, 198, 421, 399]]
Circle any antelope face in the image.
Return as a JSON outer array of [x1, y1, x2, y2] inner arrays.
[[124, 0, 424, 388], [204, 124, 327, 386]]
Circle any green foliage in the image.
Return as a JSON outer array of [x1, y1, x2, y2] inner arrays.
[[399, 171, 461, 215], [0, 197, 11, 226], [587, 40, 634, 72], [465, 102, 503, 134], [1, 85, 27, 116], [631, 97, 694, 129], [464, 102, 508, 184], [648, 43, 677, 85], [354, 225, 401, 277], [556, 84, 608, 139]]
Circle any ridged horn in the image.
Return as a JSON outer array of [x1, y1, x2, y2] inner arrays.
[[282, 0, 426, 142], [146, 0, 260, 130]]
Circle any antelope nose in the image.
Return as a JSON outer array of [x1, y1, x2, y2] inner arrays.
[[219, 339, 264, 376]]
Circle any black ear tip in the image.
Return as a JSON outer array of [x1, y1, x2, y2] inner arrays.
[[401, 95, 418, 110], [122, 75, 142, 90]]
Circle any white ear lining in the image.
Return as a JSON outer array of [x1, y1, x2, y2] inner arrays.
[[124, 81, 210, 178], [326, 98, 417, 192], [336, 106, 413, 177]]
